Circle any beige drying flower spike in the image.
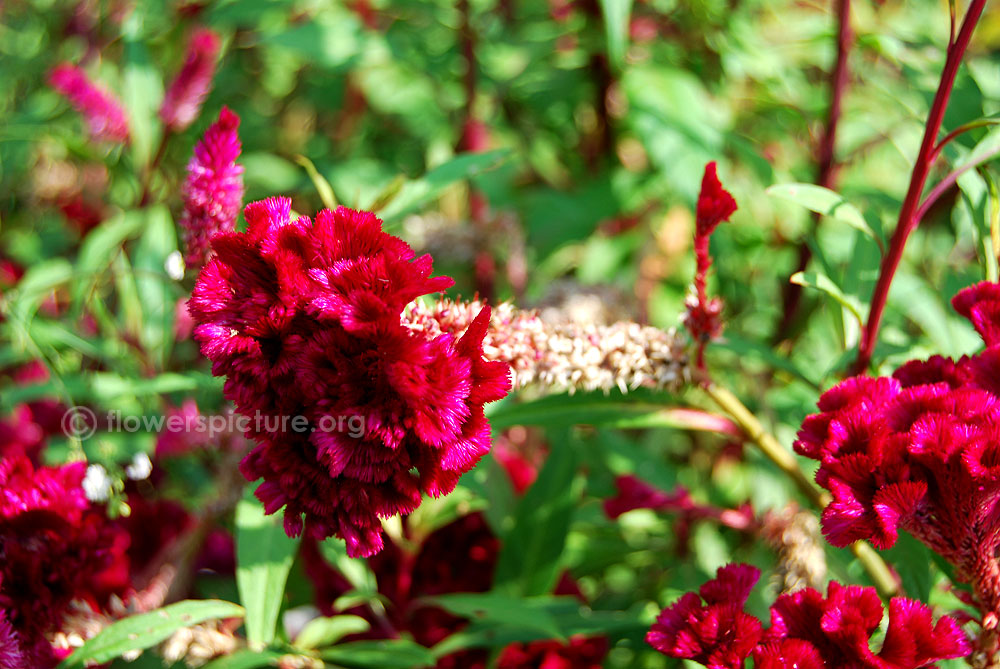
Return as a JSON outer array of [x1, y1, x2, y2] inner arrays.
[[405, 297, 689, 394], [762, 504, 827, 593]]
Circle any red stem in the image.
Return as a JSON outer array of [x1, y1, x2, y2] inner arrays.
[[851, 0, 987, 375], [774, 0, 852, 343]]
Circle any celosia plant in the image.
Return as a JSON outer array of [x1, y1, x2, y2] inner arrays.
[[48, 63, 130, 143], [796, 281, 1000, 624], [188, 197, 511, 556], [648, 564, 969, 668]]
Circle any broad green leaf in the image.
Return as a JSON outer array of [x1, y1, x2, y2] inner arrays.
[[236, 492, 302, 649], [424, 593, 563, 640], [489, 392, 738, 435], [790, 271, 865, 326], [56, 600, 244, 668], [493, 438, 580, 597], [319, 639, 435, 668], [377, 150, 511, 223], [767, 183, 879, 244], [599, 0, 634, 71], [295, 155, 338, 209], [294, 614, 370, 650]]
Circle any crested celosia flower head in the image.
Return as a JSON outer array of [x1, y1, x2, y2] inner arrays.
[[0, 455, 130, 663], [649, 564, 969, 668], [795, 281, 1000, 614], [189, 198, 510, 557], [160, 28, 221, 132], [180, 106, 244, 269], [48, 63, 130, 143]]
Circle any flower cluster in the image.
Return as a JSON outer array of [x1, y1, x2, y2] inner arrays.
[[180, 106, 244, 269], [406, 298, 688, 394], [795, 281, 1000, 613], [189, 198, 510, 557], [648, 564, 968, 668], [160, 28, 221, 132], [0, 455, 131, 666], [683, 162, 737, 366], [48, 63, 130, 143]]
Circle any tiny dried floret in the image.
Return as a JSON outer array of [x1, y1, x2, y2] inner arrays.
[[189, 199, 510, 557]]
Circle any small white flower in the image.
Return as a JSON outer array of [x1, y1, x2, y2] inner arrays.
[[165, 250, 186, 281], [125, 452, 153, 480], [82, 464, 111, 502]]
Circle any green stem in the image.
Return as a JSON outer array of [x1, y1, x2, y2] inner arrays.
[[702, 381, 898, 598]]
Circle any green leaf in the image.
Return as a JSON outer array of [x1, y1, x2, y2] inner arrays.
[[73, 211, 144, 306], [424, 593, 563, 640], [790, 271, 865, 326], [121, 12, 163, 169], [714, 334, 819, 388], [3, 258, 73, 326], [377, 150, 511, 223], [295, 155, 338, 209], [489, 392, 738, 435], [201, 649, 283, 669], [493, 438, 580, 596], [599, 0, 634, 71], [320, 640, 435, 668], [767, 183, 880, 245], [132, 205, 178, 366], [56, 600, 244, 668], [319, 538, 379, 597], [236, 492, 302, 649], [294, 614, 370, 650]]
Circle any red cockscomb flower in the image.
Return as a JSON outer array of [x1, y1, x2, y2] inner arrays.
[[180, 106, 244, 269], [160, 28, 221, 132], [496, 635, 608, 668], [0, 456, 130, 665], [48, 63, 129, 143], [649, 564, 968, 668], [795, 281, 1000, 614], [684, 162, 737, 368], [188, 198, 511, 557]]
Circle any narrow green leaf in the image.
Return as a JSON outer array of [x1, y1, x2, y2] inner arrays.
[[295, 155, 338, 209], [424, 593, 563, 640], [294, 614, 370, 650], [132, 206, 178, 365], [4, 259, 73, 325], [377, 150, 510, 222], [489, 392, 739, 435], [319, 538, 379, 596], [236, 492, 302, 649], [319, 639, 435, 668], [121, 12, 163, 169], [599, 0, 634, 71], [73, 211, 144, 306], [790, 271, 865, 326], [56, 600, 244, 668], [767, 183, 879, 244], [493, 439, 580, 597], [201, 649, 282, 669]]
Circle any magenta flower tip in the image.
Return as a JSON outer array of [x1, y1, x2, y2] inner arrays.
[[48, 63, 130, 143], [160, 27, 222, 131]]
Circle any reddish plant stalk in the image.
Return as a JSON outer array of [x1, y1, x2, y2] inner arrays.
[[852, 0, 987, 374], [774, 0, 852, 343]]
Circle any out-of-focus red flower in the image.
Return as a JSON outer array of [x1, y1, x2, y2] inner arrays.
[[189, 198, 511, 557], [180, 106, 244, 269], [160, 28, 221, 132], [649, 564, 968, 668], [0, 456, 131, 665], [48, 63, 129, 143], [795, 281, 1000, 614], [496, 635, 608, 668]]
